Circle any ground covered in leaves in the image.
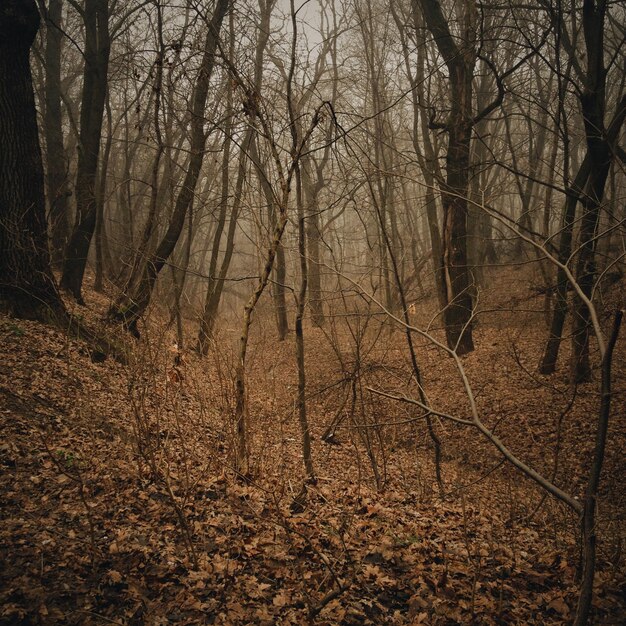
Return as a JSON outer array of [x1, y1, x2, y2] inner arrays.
[[1, 270, 625, 625]]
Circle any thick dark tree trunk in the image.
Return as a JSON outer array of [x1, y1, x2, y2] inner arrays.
[[570, 0, 625, 383], [60, 0, 110, 303], [418, 0, 475, 354], [43, 0, 70, 265], [0, 1, 65, 322], [441, 111, 475, 355]]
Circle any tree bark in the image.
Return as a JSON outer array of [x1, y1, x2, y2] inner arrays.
[[417, 0, 476, 354], [295, 164, 315, 480], [43, 0, 70, 265], [574, 311, 622, 625], [0, 0, 65, 322], [273, 236, 289, 340], [302, 155, 326, 326], [570, 0, 624, 382], [94, 94, 113, 292], [60, 0, 110, 303], [539, 155, 589, 374]]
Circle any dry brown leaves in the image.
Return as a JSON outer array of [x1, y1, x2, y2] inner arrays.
[[1, 273, 625, 625]]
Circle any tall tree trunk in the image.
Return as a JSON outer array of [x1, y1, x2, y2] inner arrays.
[[539, 156, 590, 374], [169, 199, 194, 350], [302, 156, 325, 326], [540, 97, 625, 376], [570, 0, 624, 382], [196, 132, 248, 352], [440, 75, 475, 355], [436, 40, 474, 354], [43, 0, 70, 265], [273, 240, 289, 340], [60, 0, 110, 303], [0, 0, 65, 322], [574, 311, 622, 625], [94, 94, 113, 292], [294, 164, 315, 480]]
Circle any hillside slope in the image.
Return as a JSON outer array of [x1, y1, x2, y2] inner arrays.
[[1, 281, 624, 625]]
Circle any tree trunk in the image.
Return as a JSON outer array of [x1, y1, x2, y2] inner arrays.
[[440, 78, 475, 355], [417, 0, 476, 354], [0, 0, 65, 322], [94, 95, 113, 292], [43, 0, 70, 265], [294, 166, 315, 480], [570, 0, 624, 383], [302, 156, 325, 327], [539, 158, 590, 374], [197, 79, 234, 352], [273, 240, 289, 340], [540, 88, 625, 376], [574, 311, 622, 625], [60, 0, 110, 303], [234, 195, 290, 474]]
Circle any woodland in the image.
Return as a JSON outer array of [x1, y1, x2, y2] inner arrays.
[[0, 0, 625, 624]]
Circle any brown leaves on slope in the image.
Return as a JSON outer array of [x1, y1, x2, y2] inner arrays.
[[1, 279, 625, 625]]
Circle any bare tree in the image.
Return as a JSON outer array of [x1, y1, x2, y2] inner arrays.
[[415, 0, 479, 354], [570, 0, 625, 382], [539, 0, 626, 381], [109, 0, 229, 335]]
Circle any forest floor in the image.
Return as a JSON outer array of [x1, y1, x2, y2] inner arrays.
[[1, 266, 625, 625]]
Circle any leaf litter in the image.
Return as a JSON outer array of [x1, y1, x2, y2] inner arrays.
[[1, 276, 625, 625]]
